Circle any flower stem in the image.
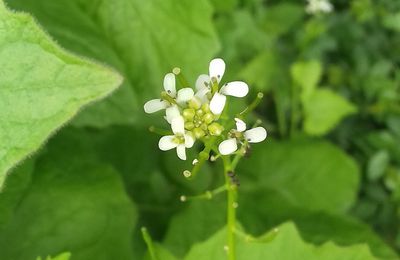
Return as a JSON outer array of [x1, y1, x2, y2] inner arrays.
[[173, 67, 189, 88], [222, 156, 237, 260], [141, 227, 158, 260]]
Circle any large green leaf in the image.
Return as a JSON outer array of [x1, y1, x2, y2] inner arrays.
[[0, 139, 137, 260], [238, 138, 360, 213], [0, 1, 122, 187], [8, 0, 220, 127], [184, 222, 376, 259], [163, 199, 226, 257], [291, 60, 322, 99], [163, 196, 397, 259], [303, 89, 357, 135]]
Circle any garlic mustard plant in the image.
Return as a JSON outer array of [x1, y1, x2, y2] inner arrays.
[[144, 58, 267, 260]]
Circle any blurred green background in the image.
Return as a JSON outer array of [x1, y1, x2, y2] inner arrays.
[[1, 0, 400, 259]]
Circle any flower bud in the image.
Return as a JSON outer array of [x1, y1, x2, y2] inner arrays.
[[183, 108, 195, 120], [201, 103, 210, 112], [202, 113, 214, 124], [185, 121, 195, 130], [208, 122, 224, 136], [193, 128, 206, 139], [188, 98, 201, 109]]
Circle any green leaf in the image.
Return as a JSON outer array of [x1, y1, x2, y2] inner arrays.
[[239, 50, 282, 91], [36, 252, 71, 260], [164, 199, 226, 257], [163, 193, 397, 259], [303, 89, 357, 135], [238, 138, 360, 213], [383, 12, 400, 32], [0, 2, 122, 188], [367, 150, 390, 181], [184, 222, 377, 259], [291, 60, 322, 99], [0, 139, 137, 260], [7, 0, 220, 127], [261, 3, 304, 36], [143, 243, 179, 260]]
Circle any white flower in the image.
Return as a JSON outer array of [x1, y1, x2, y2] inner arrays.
[[144, 73, 194, 122], [195, 59, 249, 115], [218, 118, 267, 155], [158, 116, 195, 160], [203, 58, 248, 115], [306, 0, 333, 14]]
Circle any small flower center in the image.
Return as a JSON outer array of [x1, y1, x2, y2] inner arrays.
[[172, 134, 185, 144], [183, 102, 223, 138]]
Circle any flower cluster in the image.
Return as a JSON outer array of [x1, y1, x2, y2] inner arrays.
[[306, 0, 333, 14], [144, 58, 267, 160]]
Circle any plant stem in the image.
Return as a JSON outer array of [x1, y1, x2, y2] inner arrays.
[[290, 83, 299, 138], [141, 227, 158, 260], [222, 156, 237, 260]]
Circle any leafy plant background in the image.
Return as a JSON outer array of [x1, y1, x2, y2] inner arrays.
[[1, 0, 400, 259]]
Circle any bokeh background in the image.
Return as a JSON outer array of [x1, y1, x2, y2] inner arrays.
[[1, 0, 400, 259]]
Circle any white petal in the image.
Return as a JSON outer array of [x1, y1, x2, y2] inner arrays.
[[195, 74, 211, 91], [218, 138, 238, 155], [244, 127, 267, 143], [184, 133, 195, 148], [209, 58, 225, 83], [220, 81, 249, 97], [195, 87, 211, 103], [163, 73, 176, 97], [210, 92, 226, 115], [234, 118, 247, 132], [171, 116, 185, 135], [165, 105, 180, 123], [159, 135, 178, 151], [176, 144, 187, 160], [144, 99, 168, 113], [176, 88, 194, 104]]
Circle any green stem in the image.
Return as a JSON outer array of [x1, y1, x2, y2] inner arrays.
[[222, 156, 237, 260], [237, 92, 264, 118], [290, 83, 299, 138], [172, 67, 189, 88], [180, 185, 227, 202], [141, 227, 158, 260]]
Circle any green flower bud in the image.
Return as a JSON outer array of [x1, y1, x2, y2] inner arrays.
[[185, 121, 195, 130], [202, 113, 214, 124], [196, 109, 204, 117], [188, 98, 201, 109], [208, 122, 224, 136], [201, 103, 210, 112], [183, 108, 195, 120], [193, 128, 206, 139], [201, 123, 208, 131]]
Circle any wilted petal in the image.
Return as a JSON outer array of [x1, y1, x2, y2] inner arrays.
[[210, 92, 227, 115], [234, 118, 247, 132], [144, 99, 168, 113], [195, 74, 211, 91], [184, 133, 195, 148], [159, 135, 178, 151], [218, 138, 238, 155], [165, 105, 180, 123], [171, 116, 185, 135], [209, 58, 225, 83], [244, 127, 267, 143], [176, 88, 194, 103], [176, 144, 187, 160], [220, 81, 249, 97], [163, 73, 176, 97]]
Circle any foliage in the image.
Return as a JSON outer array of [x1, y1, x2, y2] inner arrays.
[[1, 0, 400, 259]]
